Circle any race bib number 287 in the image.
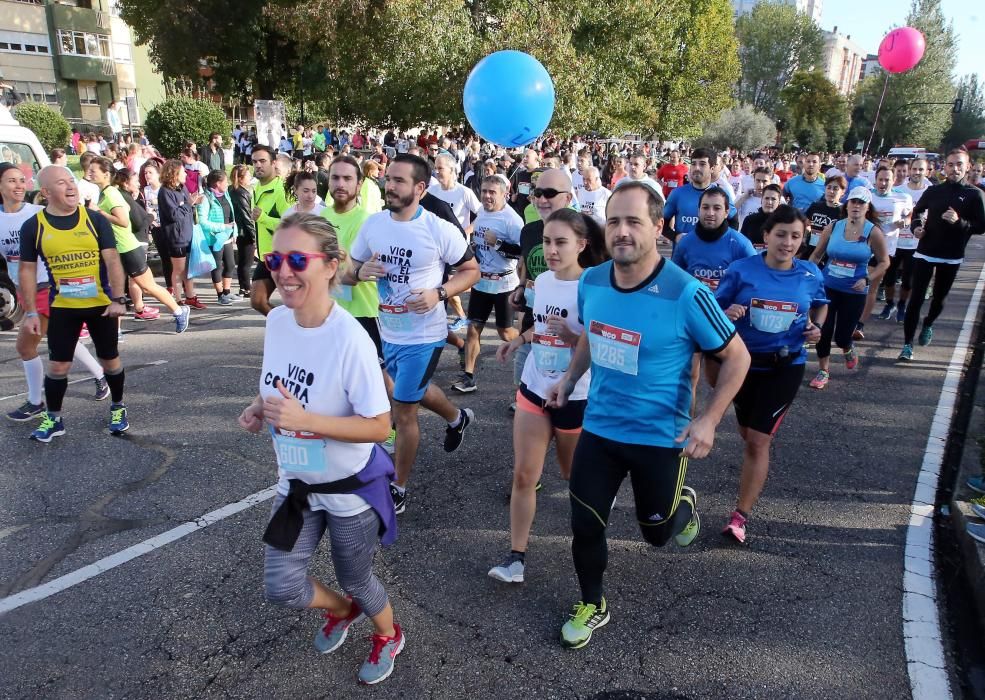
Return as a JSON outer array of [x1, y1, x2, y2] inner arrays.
[[588, 320, 641, 376]]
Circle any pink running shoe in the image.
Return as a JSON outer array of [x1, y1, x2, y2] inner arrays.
[[79, 323, 90, 340], [722, 511, 747, 543], [844, 348, 859, 370], [133, 306, 161, 321], [809, 370, 829, 389]]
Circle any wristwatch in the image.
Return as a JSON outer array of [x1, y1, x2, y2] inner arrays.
[[436, 287, 448, 302], [113, 296, 127, 305]]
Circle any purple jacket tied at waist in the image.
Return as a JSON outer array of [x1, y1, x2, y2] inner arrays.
[[263, 445, 397, 551]]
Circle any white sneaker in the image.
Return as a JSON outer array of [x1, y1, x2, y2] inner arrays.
[[488, 556, 524, 583]]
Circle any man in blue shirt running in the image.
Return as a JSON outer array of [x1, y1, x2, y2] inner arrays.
[[548, 181, 750, 650], [782, 152, 824, 212], [663, 148, 736, 242]]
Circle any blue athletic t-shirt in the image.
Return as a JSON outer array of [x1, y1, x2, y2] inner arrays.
[[671, 227, 757, 291], [822, 219, 875, 294], [715, 253, 829, 366], [663, 183, 736, 238], [783, 175, 826, 212], [577, 258, 736, 448]]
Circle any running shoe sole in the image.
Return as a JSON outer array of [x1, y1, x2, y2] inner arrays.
[[110, 424, 130, 436], [358, 633, 405, 685], [451, 384, 477, 393]]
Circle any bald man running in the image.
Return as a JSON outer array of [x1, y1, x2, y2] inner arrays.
[[17, 166, 130, 442]]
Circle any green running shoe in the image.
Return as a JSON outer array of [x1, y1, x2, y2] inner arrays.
[[674, 486, 700, 547], [382, 428, 396, 455], [918, 325, 933, 346], [560, 598, 610, 649]]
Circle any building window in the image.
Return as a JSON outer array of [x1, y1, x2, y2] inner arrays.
[[113, 42, 132, 63], [80, 84, 100, 106], [57, 30, 112, 58], [11, 81, 59, 105], [0, 31, 50, 55]]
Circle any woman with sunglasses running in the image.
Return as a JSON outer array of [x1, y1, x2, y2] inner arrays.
[[239, 212, 403, 686], [713, 205, 828, 543], [489, 209, 605, 584]]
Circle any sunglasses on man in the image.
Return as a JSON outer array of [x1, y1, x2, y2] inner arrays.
[[532, 187, 569, 199]]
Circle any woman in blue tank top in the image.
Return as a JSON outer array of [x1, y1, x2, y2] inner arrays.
[[808, 186, 890, 389]]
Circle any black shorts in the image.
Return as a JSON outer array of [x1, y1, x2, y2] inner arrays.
[[517, 383, 586, 431], [732, 363, 805, 435], [168, 244, 190, 259], [47, 305, 119, 363], [120, 247, 149, 278], [356, 316, 384, 364], [252, 259, 275, 286], [467, 289, 514, 329]]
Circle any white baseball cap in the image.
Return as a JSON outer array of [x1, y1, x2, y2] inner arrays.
[[847, 186, 872, 203]]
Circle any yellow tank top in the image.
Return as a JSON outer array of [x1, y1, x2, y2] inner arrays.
[[35, 207, 112, 309]]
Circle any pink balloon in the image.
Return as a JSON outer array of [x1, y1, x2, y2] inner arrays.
[[878, 27, 926, 74]]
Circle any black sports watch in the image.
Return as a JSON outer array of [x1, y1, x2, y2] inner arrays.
[[113, 296, 127, 305], [436, 287, 448, 302]]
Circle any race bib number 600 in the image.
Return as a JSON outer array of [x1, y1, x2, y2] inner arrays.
[[588, 320, 641, 376]]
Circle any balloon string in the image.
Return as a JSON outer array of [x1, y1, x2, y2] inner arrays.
[[864, 72, 891, 157]]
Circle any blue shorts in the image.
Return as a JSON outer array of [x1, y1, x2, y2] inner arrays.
[[383, 340, 445, 403]]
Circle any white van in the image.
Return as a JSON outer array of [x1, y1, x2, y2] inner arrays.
[[886, 146, 927, 161], [0, 103, 52, 192]]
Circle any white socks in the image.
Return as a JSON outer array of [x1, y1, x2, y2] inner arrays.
[[73, 342, 104, 379], [22, 356, 44, 405]]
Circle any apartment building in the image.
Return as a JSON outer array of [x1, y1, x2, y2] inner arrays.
[[0, 0, 165, 129], [821, 27, 867, 95]]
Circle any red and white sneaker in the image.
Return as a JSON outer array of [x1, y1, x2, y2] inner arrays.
[[133, 306, 161, 321], [809, 370, 829, 390], [722, 511, 747, 544]]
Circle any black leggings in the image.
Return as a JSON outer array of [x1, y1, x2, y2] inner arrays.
[[236, 237, 256, 292], [816, 286, 866, 359], [903, 258, 961, 344], [885, 249, 916, 292], [150, 227, 173, 290], [211, 242, 235, 284], [569, 431, 692, 605]]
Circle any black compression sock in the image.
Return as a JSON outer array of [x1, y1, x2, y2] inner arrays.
[[509, 550, 525, 563], [105, 367, 125, 404], [44, 375, 68, 412], [465, 371, 474, 379]]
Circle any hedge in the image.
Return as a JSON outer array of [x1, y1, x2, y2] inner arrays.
[[144, 97, 229, 158], [13, 102, 71, 153]]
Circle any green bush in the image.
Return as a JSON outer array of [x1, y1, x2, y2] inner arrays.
[[13, 102, 71, 153], [144, 97, 229, 158]]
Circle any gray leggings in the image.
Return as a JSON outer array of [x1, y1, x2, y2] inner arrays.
[[263, 500, 388, 617]]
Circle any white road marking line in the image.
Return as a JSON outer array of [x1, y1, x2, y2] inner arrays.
[[0, 360, 168, 402], [0, 486, 276, 616], [905, 261, 985, 700]]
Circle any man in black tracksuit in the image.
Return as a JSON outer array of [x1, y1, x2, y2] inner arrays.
[[899, 149, 985, 360]]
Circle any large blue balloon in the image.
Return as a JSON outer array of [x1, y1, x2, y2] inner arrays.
[[463, 51, 555, 147]]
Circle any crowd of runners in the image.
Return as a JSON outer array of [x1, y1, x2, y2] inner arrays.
[[3, 128, 985, 684]]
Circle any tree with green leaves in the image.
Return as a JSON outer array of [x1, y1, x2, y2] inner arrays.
[[847, 0, 957, 153], [942, 74, 985, 150], [735, 1, 824, 118], [121, 0, 739, 137], [13, 102, 70, 152], [695, 104, 776, 152], [778, 71, 850, 151]]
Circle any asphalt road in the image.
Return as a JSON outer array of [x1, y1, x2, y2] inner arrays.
[[1, 245, 982, 699]]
